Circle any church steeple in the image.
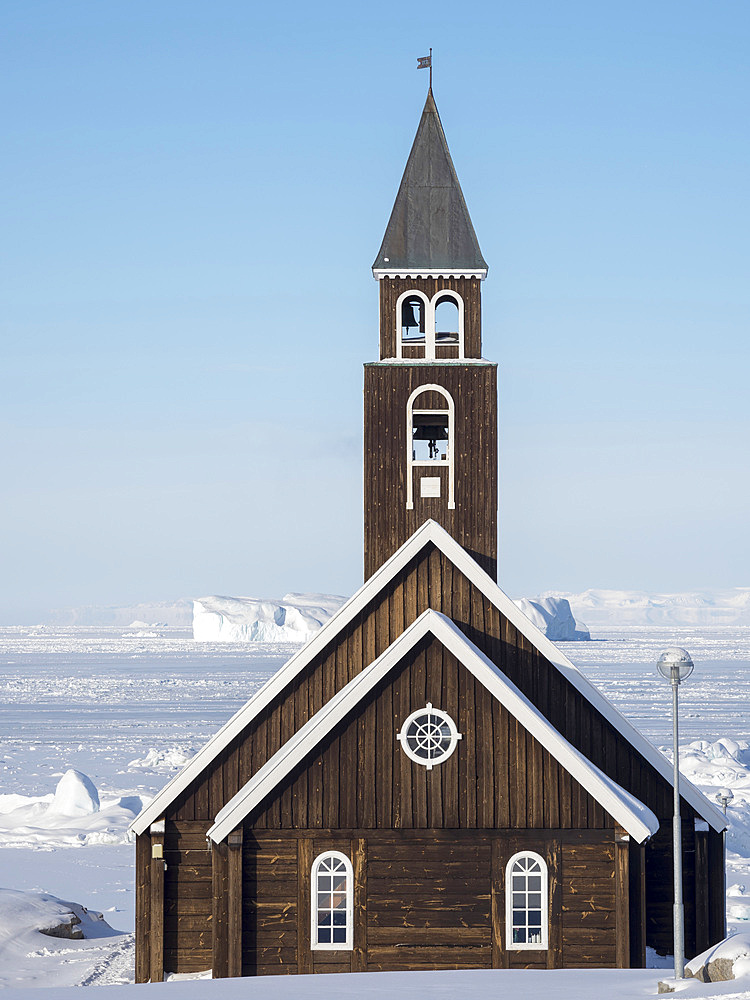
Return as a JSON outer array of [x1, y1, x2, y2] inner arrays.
[[373, 90, 487, 277], [364, 90, 498, 581]]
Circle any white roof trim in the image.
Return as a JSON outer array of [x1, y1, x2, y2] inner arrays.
[[372, 268, 487, 280], [130, 519, 726, 835], [208, 610, 659, 844]]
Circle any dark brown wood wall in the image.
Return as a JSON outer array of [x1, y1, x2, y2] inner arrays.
[[233, 830, 617, 975], [378, 276, 482, 359], [364, 363, 497, 580], [246, 636, 610, 831], [168, 542, 686, 835], [163, 543, 715, 962]]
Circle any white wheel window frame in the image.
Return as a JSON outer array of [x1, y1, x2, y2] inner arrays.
[[310, 850, 353, 951], [505, 850, 549, 951], [396, 702, 462, 770]]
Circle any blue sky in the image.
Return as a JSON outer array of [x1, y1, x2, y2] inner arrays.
[[2, 0, 748, 622]]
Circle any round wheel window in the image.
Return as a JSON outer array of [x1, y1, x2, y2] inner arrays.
[[396, 703, 462, 769]]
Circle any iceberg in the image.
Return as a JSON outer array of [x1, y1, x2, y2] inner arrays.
[[193, 593, 345, 643], [513, 596, 590, 642]]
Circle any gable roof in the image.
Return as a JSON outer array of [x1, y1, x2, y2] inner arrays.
[[372, 90, 488, 277], [208, 609, 659, 844], [131, 519, 726, 835]]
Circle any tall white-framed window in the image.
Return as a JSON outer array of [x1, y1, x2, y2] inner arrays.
[[406, 384, 455, 510], [394, 289, 464, 359], [311, 851, 353, 951], [505, 851, 548, 950]]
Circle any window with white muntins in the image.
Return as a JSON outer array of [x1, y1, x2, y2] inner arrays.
[[396, 703, 462, 769], [506, 851, 548, 950], [311, 852, 353, 950]]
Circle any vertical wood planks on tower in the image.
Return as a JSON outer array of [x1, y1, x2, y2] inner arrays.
[[227, 828, 243, 977], [149, 821, 165, 983], [614, 827, 631, 968]]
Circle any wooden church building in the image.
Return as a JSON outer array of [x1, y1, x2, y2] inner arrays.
[[131, 87, 727, 981]]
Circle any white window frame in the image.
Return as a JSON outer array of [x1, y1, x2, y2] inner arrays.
[[396, 702, 462, 769], [406, 384, 455, 510], [505, 851, 549, 951], [310, 850, 354, 951], [394, 289, 465, 360], [432, 289, 464, 359], [395, 289, 430, 359]]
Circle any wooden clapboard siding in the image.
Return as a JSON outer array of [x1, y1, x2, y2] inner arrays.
[[241, 835, 298, 976], [247, 636, 611, 831], [233, 830, 617, 974], [162, 822, 212, 975], [364, 363, 497, 581], [135, 834, 151, 982], [378, 276, 483, 360]]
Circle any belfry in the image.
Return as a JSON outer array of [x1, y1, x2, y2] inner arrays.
[[131, 84, 726, 982], [365, 88, 497, 579]]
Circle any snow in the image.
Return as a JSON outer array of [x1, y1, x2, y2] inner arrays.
[[0, 888, 129, 991], [0, 622, 749, 992], [193, 593, 345, 642], [548, 588, 750, 627], [513, 596, 590, 641], [0, 770, 141, 848]]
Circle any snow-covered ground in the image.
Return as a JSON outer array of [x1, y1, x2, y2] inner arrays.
[[1, 623, 749, 994]]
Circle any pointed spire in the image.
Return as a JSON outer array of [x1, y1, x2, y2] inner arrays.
[[373, 90, 487, 275]]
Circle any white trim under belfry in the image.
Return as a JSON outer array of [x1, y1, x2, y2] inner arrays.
[[373, 268, 487, 280], [129, 520, 726, 836], [207, 609, 660, 844]]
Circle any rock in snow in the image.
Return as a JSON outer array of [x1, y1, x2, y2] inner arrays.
[[513, 597, 590, 642], [193, 593, 346, 642]]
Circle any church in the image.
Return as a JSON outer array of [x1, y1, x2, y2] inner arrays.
[[131, 86, 726, 981]]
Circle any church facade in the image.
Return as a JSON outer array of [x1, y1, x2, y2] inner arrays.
[[131, 89, 726, 981]]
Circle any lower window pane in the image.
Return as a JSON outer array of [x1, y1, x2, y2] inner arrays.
[[528, 910, 542, 926], [332, 928, 347, 943], [512, 928, 527, 944], [318, 927, 331, 943]]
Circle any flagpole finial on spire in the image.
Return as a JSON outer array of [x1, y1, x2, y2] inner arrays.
[[417, 48, 433, 91]]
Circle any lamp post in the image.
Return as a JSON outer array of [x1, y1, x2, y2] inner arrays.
[[716, 788, 734, 815], [657, 647, 694, 981]]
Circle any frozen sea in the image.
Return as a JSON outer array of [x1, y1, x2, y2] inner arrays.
[[0, 624, 749, 987]]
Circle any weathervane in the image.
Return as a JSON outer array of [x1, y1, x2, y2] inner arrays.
[[417, 48, 432, 90]]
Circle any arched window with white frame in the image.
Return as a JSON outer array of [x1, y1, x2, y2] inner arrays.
[[432, 290, 464, 358], [406, 384, 455, 510], [311, 851, 353, 951], [505, 851, 548, 950], [396, 289, 430, 358]]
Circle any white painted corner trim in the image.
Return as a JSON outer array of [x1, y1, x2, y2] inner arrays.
[[130, 519, 726, 836], [207, 610, 659, 844]]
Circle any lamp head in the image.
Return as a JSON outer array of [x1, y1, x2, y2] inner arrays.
[[657, 647, 694, 685]]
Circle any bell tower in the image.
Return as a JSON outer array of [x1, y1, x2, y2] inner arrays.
[[364, 88, 498, 580]]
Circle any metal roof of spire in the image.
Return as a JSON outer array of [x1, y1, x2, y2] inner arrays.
[[372, 89, 488, 276]]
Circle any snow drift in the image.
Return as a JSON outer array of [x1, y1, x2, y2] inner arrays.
[[193, 593, 345, 642], [0, 770, 142, 848]]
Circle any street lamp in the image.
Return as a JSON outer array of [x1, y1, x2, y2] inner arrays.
[[657, 647, 694, 981], [716, 788, 734, 815]]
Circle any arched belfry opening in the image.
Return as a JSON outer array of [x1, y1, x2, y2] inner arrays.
[[406, 384, 455, 510]]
